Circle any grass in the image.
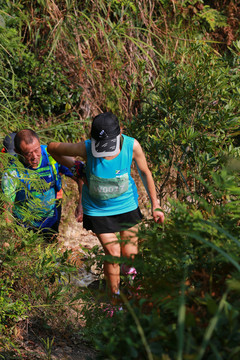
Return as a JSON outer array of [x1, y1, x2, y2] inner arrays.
[[0, 1, 239, 358]]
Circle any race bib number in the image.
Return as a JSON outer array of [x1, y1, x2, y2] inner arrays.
[[89, 172, 129, 200]]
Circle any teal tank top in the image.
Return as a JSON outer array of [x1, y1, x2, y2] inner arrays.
[[82, 134, 139, 216]]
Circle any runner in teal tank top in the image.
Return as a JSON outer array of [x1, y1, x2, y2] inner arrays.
[[48, 112, 165, 310], [82, 134, 139, 216]]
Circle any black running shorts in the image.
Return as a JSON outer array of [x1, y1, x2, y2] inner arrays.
[[83, 207, 143, 234]]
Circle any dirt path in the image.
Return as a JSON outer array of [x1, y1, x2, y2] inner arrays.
[[50, 184, 101, 360], [58, 182, 102, 285]]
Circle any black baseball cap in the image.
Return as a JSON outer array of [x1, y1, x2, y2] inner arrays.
[[3, 132, 17, 155], [91, 112, 120, 157]]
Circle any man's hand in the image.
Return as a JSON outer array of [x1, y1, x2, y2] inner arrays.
[[3, 203, 13, 224]]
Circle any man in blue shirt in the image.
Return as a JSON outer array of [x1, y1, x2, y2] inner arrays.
[[2, 129, 83, 241]]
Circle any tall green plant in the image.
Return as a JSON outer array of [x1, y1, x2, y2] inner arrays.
[[83, 168, 240, 359], [128, 42, 240, 201], [0, 3, 84, 141]]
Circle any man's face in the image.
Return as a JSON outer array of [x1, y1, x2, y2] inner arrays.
[[19, 138, 41, 168]]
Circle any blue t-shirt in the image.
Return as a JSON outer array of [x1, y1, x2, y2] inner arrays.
[[2, 145, 73, 230], [82, 134, 139, 216]]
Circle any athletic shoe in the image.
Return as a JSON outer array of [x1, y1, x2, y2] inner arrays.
[[120, 264, 142, 297], [103, 304, 123, 318], [121, 264, 137, 286]]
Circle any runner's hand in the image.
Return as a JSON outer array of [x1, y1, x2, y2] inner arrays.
[[153, 209, 165, 224]]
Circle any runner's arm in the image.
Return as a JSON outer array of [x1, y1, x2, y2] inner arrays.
[[47, 141, 87, 166], [133, 139, 164, 224]]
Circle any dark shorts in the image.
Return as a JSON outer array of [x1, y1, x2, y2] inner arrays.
[[83, 207, 143, 234]]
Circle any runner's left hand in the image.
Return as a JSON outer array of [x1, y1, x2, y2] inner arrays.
[[153, 209, 165, 224]]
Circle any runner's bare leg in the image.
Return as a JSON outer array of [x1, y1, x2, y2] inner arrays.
[[97, 233, 121, 295]]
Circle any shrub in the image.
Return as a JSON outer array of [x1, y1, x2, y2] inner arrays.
[[127, 42, 240, 201], [83, 169, 240, 359]]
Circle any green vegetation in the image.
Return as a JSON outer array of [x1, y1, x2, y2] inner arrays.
[[0, 0, 239, 359]]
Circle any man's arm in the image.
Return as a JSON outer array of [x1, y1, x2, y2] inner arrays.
[[3, 202, 13, 224], [1, 170, 17, 224], [133, 139, 164, 224]]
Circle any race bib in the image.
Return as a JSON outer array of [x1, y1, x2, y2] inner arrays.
[[89, 172, 129, 200]]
